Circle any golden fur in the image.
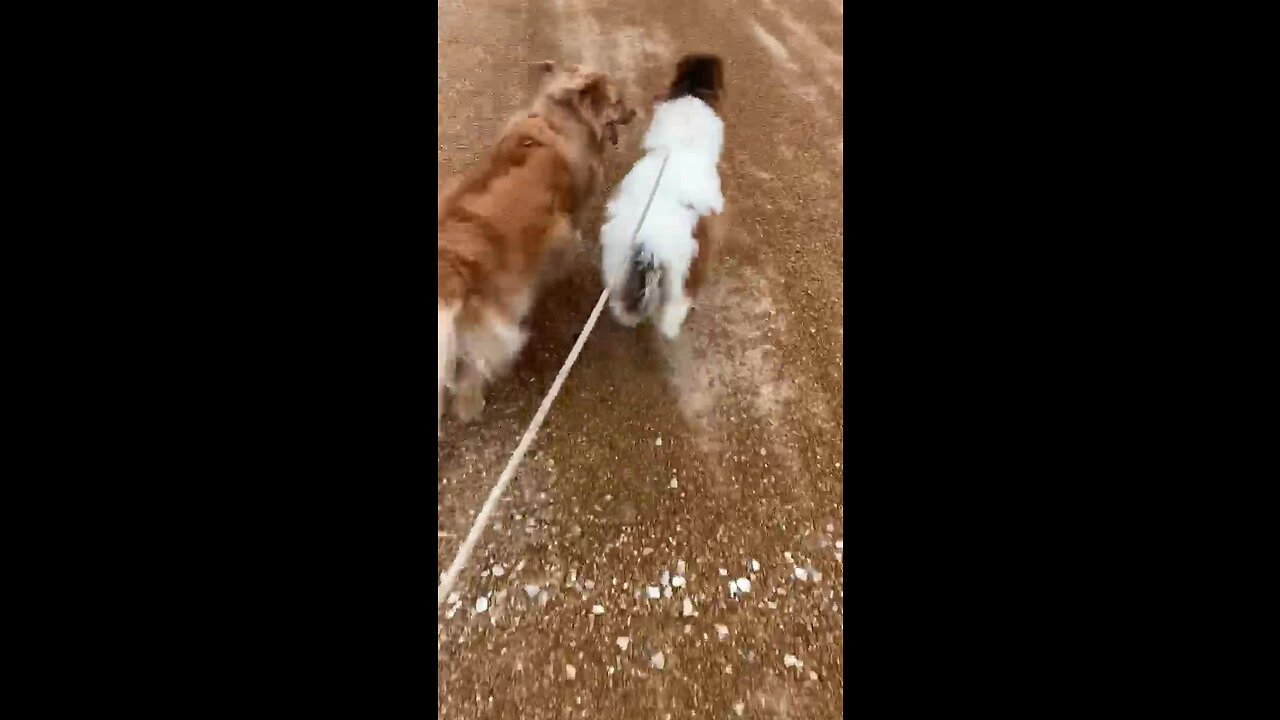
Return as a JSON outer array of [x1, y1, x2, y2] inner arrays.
[[438, 63, 633, 429]]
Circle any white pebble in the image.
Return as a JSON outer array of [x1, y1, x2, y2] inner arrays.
[[719, 568, 728, 576], [669, 478, 678, 488], [584, 579, 595, 589], [655, 436, 662, 446], [565, 664, 576, 680], [650, 651, 665, 670], [447, 592, 460, 605], [647, 586, 660, 599], [672, 575, 685, 588], [767, 601, 778, 609], [538, 590, 549, 606], [492, 564, 505, 577], [735, 577, 752, 593], [592, 604, 605, 615], [682, 598, 695, 617], [661, 570, 670, 586], [616, 636, 630, 651], [677, 560, 686, 574], [475, 596, 489, 613], [663, 586, 673, 599], [783, 654, 803, 668], [826, 523, 834, 533], [715, 624, 729, 639], [750, 559, 761, 572], [794, 567, 808, 581], [784, 551, 793, 563], [524, 584, 541, 598], [835, 540, 843, 549], [733, 701, 745, 716], [760, 447, 767, 455], [728, 581, 738, 597], [808, 670, 819, 680]]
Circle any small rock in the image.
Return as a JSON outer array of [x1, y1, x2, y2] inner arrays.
[[538, 590, 550, 606], [655, 436, 663, 446], [719, 568, 728, 576], [492, 564, 505, 577], [733, 701, 745, 716], [735, 577, 752, 593], [447, 592, 460, 605], [592, 604, 605, 615], [663, 586, 673, 599], [784, 551, 793, 563], [715, 624, 729, 640], [826, 523, 835, 533], [669, 478, 678, 488], [760, 447, 767, 456], [682, 598, 695, 617], [584, 579, 595, 590], [794, 567, 808, 581], [783, 654, 803, 669], [647, 586, 661, 599], [616, 636, 631, 651], [475, 596, 489, 613], [676, 560, 686, 574], [750, 559, 761, 572], [835, 540, 843, 549], [565, 664, 576, 680], [651, 651, 665, 670], [808, 670, 819, 681], [524, 584, 540, 598], [661, 570, 670, 586], [672, 575, 685, 588]]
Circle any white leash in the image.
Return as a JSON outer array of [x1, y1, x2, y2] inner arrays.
[[438, 150, 671, 607]]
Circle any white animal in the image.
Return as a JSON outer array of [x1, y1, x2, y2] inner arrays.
[[600, 94, 725, 338]]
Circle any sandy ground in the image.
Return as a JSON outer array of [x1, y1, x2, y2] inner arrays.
[[437, 0, 843, 716]]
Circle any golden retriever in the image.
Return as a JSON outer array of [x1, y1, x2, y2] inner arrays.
[[438, 63, 634, 430]]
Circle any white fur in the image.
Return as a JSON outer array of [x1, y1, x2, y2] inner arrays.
[[600, 96, 724, 336], [438, 302, 459, 434]]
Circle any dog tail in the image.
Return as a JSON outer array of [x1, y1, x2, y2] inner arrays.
[[621, 245, 663, 319]]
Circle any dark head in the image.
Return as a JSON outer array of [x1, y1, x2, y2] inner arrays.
[[664, 54, 724, 109]]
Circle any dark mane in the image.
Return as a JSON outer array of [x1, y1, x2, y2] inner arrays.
[[666, 54, 724, 107]]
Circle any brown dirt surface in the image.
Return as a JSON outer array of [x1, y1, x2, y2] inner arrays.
[[438, 0, 844, 717]]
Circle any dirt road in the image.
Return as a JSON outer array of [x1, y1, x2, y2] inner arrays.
[[437, 0, 843, 716]]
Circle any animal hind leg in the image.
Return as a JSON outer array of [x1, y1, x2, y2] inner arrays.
[[656, 261, 693, 340], [453, 307, 529, 422]]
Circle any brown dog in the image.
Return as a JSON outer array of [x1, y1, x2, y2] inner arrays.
[[438, 64, 634, 431]]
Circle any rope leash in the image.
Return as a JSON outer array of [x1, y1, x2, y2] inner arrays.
[[438, 150, 672, 607]]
